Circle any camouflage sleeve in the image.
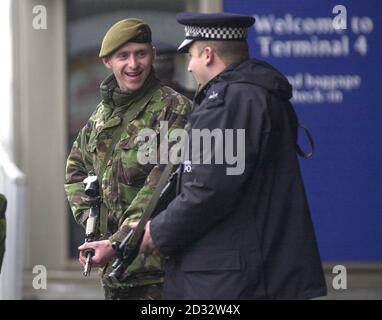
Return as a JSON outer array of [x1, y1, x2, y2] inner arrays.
[[64, 118, 95, 228], [109, 91, 192, 243]]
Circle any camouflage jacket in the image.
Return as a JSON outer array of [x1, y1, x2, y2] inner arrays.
[[65, 71, 191, 288]]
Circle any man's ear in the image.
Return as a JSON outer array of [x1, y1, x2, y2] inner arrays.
[[151, 46, 157, 62], [204, 46, 214, 66], [102, 56, 112, 69]]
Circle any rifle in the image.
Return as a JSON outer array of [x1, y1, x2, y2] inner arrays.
[[106, 164, 178, 284], [82, 171, 101, 277]]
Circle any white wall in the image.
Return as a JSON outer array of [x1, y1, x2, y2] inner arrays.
[[13, 0, 68, 270], [0, 0, 14, 156]]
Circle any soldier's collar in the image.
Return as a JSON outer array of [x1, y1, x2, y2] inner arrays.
[[100, 69, 159, 108]]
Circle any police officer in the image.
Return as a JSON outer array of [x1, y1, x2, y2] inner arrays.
[[0, 193, 6, 273], [65, 18, 191, 299], [137, 13, 327, 299]]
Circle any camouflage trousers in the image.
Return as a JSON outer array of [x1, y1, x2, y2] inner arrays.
[[103, 283, 163, 300]]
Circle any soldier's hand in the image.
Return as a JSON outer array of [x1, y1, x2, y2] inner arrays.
[[78, 240, 115, 268]]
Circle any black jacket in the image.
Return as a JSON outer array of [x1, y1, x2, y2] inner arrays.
[[151, 59, 327, 299]]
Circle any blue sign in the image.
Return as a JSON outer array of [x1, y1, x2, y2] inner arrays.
[[224, 0, 382, 261]]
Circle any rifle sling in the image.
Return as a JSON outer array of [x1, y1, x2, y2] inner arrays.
[[128, 162, 175, 247], [296, 123, 315, 159]]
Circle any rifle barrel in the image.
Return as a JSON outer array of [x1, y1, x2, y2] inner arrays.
[[83, 253, 92, 276]]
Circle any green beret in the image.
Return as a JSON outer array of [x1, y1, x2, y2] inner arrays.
[[99, 18, 152, 58]]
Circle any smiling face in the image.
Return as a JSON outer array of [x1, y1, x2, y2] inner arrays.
[[187, 42, 210, 88], [102, 42, 156, 92]]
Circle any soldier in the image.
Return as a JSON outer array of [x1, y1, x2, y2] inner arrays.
[[0, 193, 6, 273], [65, 18, 191, 299], [137, 13, 327, 299]]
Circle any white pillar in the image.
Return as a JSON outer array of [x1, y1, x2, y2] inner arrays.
[[186, 0, 223, 13], [13, 0, 67, 271], [0, 0, 14, 156], [199, 0, 223, 13]]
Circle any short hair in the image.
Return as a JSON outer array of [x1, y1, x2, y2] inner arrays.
[[197, 40, 249, 66], [106, 42, 154, 60]]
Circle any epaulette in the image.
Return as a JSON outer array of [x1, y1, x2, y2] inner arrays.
[[204, 81, 229, 107]]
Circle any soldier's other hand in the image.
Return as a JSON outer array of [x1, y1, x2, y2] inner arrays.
[[129, 221, 138, 230], [78, 240, 115, 268], [129, 221, 159, 255]]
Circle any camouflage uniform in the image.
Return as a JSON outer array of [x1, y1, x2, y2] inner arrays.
[[0, 193, 6, 273], [65, 70, 191, 299]]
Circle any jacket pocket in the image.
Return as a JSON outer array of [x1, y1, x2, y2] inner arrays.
[[181, 251, 240, 272], [118, 136, 152, 187], [179, 251, 244, 299], [119, 135, 140, 151]]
